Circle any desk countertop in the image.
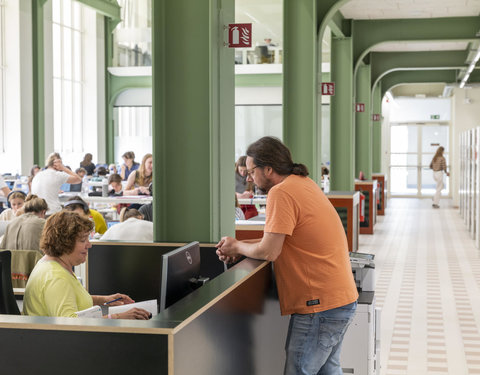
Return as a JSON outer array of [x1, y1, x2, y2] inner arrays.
[[59, 194, 153, 205]]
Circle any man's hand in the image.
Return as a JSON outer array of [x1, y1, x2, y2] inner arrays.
[[216, 236, 241, 264]]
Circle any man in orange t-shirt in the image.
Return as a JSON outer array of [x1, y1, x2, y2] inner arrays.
[[216, 137, 358, 375]]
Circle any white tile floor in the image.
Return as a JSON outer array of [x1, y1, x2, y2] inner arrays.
[[359, 198, 480, 375]]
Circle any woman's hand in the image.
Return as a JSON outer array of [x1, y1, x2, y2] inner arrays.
[[114, 308, 151, 320], [94, 293, 135, 306], [137, 186, 150, 195]]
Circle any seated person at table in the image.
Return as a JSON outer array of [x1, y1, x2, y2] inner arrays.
[[108, 173, 123, 196], [101, 208, 153, 242], [124, 153, 152, 196], [63, 196, 107, 235], [70, 167, 87, 193], [0, 173, 11, 197], [235, 195, 245, 220], [27, 164, 41, 193], [0, 194, 48, 251], [109, 164, 118, 175], [120, 151, 139, 181], [79, 153, 95, 176], [23, 211, 151, 319], [31, 152, 82, 215], [0, 191, 27, 221]]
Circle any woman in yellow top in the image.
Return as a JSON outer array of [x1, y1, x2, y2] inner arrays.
[[63, 195, 107, 234], [23, 211, 150, 319]]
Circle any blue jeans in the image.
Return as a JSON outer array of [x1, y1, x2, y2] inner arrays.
[[284, 301, 357, 375]]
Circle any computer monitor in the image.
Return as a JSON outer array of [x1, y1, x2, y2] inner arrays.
[[107, 221, 120, 229], [160, 241, 207, 312]]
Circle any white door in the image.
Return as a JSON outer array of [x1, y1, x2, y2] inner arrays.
[[389, 124, 449, 197]]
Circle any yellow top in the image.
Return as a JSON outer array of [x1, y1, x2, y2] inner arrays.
[[23, 259, 93, 317], [89, 209, 107, 234]]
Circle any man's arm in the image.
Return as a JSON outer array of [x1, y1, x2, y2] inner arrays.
[[216, 232, 285, 262], [53, 159, 81, 184], [1, 186, 10, 196]]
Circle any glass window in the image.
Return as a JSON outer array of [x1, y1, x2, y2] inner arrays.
[[113, 0, 152, 67], [52, 0, 84, 155], [113, 106, 152, 163], [235, 105, 282, 160], [390, 125, 418, 153], [234, 0, 283, 65], [0, 2, 5, 153], [390, 167, 418, 195]]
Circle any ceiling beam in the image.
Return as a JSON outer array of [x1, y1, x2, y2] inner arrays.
[[380, 70, 459, 98], [371, 50, 469, 89], [352, 17, 480, 74], [328, 11, 349, 38]]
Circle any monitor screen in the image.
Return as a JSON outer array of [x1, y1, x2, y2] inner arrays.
[[59, 183, 70, 192], [160, 241, 201, 312], [107, 221, 120, 229]]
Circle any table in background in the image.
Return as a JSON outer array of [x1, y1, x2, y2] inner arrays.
[[354, 180, 378, 235], [372, 173, 387, 215], [326, 191, 360, 252]]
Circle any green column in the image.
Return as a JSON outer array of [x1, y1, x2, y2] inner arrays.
[[355, 64, 372, 179], [330, 37, 354, 191], [32, 0, 48, 165], [283, 0, 318, 181], [152, 0, 235, 242], [104, 19, 117, 164], [372, 82, 382, 173]]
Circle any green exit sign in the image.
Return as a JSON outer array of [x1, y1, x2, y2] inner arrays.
[[430, 114, 440, 120]]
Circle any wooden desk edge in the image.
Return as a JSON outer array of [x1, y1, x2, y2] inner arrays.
[[1, 259, 269, 336]]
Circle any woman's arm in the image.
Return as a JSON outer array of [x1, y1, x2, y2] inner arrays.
[[92, 293, 134, 306], [124, 170, 136, 191]]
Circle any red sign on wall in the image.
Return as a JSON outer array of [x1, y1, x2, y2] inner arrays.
[[321, 82, 335, 96], [355, 103, 365, 112], [372, 114, 381, 121], [228, 24, 252, 48]]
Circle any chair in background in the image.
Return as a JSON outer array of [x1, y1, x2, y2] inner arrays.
[[0, 250, 21, 315], [10, 250, 43, 288]]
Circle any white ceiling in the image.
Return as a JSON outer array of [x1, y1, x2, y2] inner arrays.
[[340, 0, 480, 20], [371, 41, 469, 53]]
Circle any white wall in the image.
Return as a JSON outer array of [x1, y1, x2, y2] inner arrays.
[[389, 97, 451, 122], [451, 87, 480, 206]]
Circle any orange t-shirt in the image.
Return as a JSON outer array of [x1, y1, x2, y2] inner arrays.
[[264, 175, 358, 315]]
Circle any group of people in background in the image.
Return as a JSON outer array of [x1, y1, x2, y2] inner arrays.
[[0, 151, 155, 321], [0, 149, 155, 250]]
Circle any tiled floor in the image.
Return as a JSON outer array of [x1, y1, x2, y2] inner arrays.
[[359, 198, 480, 375]]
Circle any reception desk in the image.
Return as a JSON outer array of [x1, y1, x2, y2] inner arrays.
[[326, 191, 360, 252], [354, 180, 378, 235], [0, 257, 289, 374], [372, 173, 387, 216], [0, 241, 376, 374]]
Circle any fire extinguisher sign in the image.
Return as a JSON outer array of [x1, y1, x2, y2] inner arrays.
[[228, 23, 252, 48]]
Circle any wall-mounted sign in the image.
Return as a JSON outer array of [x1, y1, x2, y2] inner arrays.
[[430, 114, 440, 120], [372, 114, 381, 121], [355, 103, 365, 112], [321, 82, 335, 96], [228, 23, 252, 48]]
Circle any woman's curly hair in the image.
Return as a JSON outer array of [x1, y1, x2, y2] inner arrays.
[[40, 211, 94, 257]]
